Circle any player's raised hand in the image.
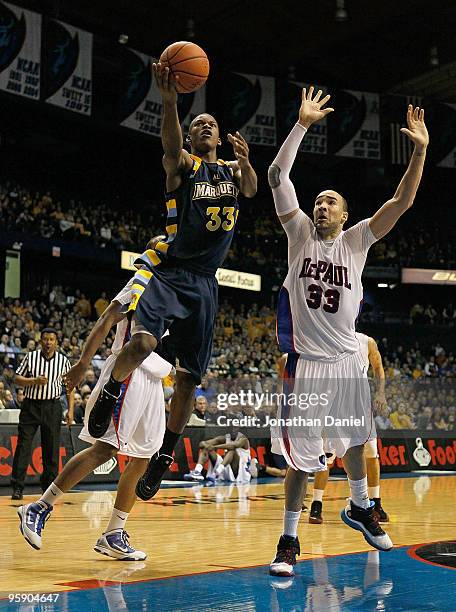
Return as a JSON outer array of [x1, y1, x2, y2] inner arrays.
[[227, 131, 251, 169], [298, 87, 334, 129], [63, 362, 85, 393], [400, 105, 429, 149], [152, 62, 178, 104]]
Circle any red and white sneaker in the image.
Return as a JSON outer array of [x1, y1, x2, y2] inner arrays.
[[269, 535, 300, 577]]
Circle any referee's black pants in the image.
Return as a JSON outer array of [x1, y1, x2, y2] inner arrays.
[[11, 398, 63, 491]]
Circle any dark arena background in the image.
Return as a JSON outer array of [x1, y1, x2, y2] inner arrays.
[[1, 1, 456, 610]]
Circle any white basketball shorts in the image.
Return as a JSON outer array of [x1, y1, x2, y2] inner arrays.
[[277, 351, 376, 472], [79, 354, 166, 458]]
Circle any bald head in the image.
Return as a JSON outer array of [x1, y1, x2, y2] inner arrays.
[[313, 190, 349, 238]]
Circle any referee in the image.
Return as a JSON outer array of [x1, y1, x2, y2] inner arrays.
[[11, 328, 74, 500]]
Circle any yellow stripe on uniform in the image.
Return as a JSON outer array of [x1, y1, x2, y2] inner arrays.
[[136, 268, 152, 281], [155, 241, 169, 254], [166, 224, 177, 235], [190, 154, 202, 173], [166, 198, 177, 211]]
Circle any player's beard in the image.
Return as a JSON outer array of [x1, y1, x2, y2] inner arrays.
[[315, 219, 340, 238]]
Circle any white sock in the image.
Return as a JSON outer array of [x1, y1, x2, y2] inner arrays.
[[39, 482, 64, 506], [105, 508, 129, 533], [283, 509, 301, 538], [348, 476, 370, 509], [368, 486, 380, 499], [216, 463, 225, 476], [312, 489, 324, 503], [194, 463, 203, 474]]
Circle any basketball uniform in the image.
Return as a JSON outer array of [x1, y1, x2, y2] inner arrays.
[[276, 211, 377, 472], [356, 331, 379, 459], [206, 433, 252, 483], [131, 156, 240, 383], [79, 280, 173, 458]]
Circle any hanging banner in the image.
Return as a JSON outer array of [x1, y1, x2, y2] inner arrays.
[[44, 19, 92, 115], [329, 89, 380, 159], [382, 94, 423, 165], [0, 1, 41, 100], [225, 72, 276, 146], [277, 80, 328, 154], [120, 48, 159, 136], [120, 48, 205, 137]]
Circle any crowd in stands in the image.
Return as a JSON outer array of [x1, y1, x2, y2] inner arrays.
[[1, 180, 456, 279], [1, 290, 455, 432]]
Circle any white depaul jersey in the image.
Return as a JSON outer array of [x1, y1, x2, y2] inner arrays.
[[111, 279, 172, 378], [277, 211, 377, 361], [355, 332, 369, 369]]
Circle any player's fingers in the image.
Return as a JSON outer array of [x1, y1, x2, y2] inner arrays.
[[302, 88, 307, 102], [413, 106, 420, 121], [235, 131, 248, 145], [322, 107, 335, 116], [314, 89, 323, 103], [419, 108, 425, 121], [308, 85, 315, 100], [400, 128, 413, 138], [319, 94, 331, 107]]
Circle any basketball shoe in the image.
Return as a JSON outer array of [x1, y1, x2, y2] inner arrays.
[[17, 501, 53, 550], [88, 387, 119, 438], [135, 452, 174, 500], [183, 470, 204, 482], [269, 534, 301, 577], [94, 529, 147, 561], [372, 498, 389, 522], [309, 500, 323, 524], [341, 499, 393, 551]]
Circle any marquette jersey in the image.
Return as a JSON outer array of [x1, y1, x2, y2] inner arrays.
[[277, 212, 377, 361], [137, 155, 239, 277], [111, 280, 171, 378], [355, 332, 369, 369]]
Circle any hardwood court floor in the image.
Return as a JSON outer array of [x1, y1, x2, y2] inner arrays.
[[2, 474, 455, 598]]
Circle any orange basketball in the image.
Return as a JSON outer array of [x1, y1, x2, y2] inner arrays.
[[159, 41, 209, 94]]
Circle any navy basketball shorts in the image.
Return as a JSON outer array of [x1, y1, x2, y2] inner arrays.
[[134, 265, 218, 384]]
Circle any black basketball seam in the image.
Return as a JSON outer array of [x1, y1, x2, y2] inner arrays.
[[164, 41, 194, 64], [166, 55, 208, 69], [172, 69, 208, 78]]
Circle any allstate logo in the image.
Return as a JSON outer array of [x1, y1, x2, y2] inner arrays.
[[413, 438, 431, 467]]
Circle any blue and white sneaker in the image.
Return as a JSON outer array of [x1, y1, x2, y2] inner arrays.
[[94, 529, 147, 561], [183, 470, 204, 482], [341, 499, 393, 551], [17, 501, 53, 550]]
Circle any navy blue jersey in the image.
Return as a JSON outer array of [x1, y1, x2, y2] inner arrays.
[[136, 155, 240, 277]]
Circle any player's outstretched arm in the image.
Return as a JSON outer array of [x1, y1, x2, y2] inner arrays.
[[268, 87, 334, 225], [63, 301, 125, 391], [227, 132, 257, 198], [370, 106, 429, 239], [153, 63, 192, 190]]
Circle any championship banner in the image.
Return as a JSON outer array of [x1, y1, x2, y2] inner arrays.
[[119, 48, 159, 136], [0, 1, 41, 100], [329, 89, 380, 159], [225, 72, 276, 146], [277, 80, 328, 154], [120, 47, 206, 137], [44, 19, 92, 115], [382, 94, 423, 165]]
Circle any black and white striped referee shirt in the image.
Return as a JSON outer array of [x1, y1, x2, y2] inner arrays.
[[16, 350, 71, 400]]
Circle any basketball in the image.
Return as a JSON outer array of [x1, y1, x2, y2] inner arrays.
[[159, 41, 209, 93]]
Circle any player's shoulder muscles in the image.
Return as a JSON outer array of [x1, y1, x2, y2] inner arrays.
[[163, 150, 193, 191]]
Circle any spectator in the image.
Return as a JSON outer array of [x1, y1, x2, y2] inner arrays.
[[75, 294, 91, 318], [94, 292, 109, 318], [389, 402, 415, 429]]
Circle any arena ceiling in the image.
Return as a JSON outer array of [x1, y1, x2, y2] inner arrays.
[[22, 0, 456, 101]]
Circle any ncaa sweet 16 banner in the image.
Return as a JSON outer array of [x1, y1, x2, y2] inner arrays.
[[44, 19, 92, 115], [0, 1, 41, 100], [227, 73, 276, 146], [330, 89, 381, 159], [278, 80, 328, 154], [119, 47, 205, 137]]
